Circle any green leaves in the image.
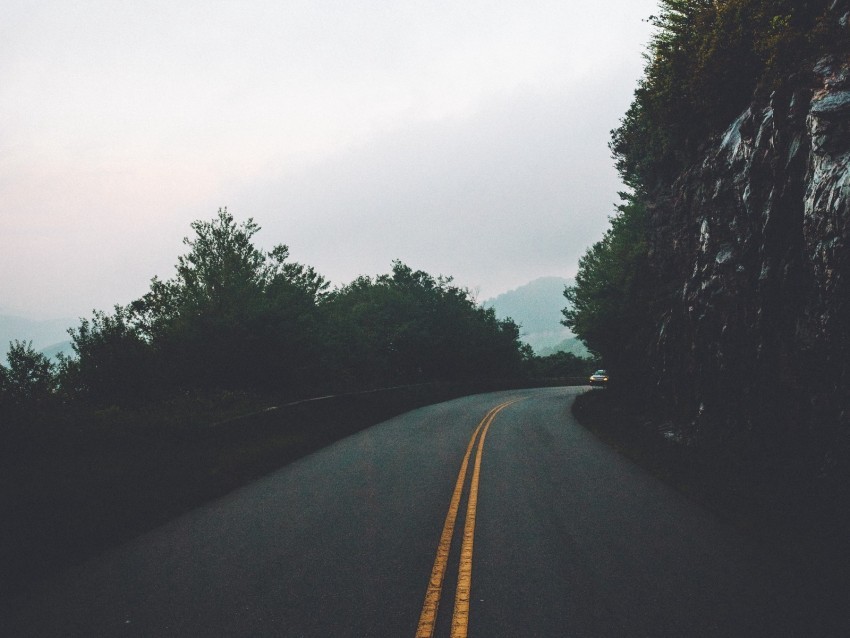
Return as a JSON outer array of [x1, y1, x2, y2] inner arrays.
[[56, 212, 527, 406], [1, 340, 57, 408], [176, 208, 269, 315], [562, 194, 652, 376], [613, 0, 839, 191], [67, 306, 155, 404], [323, 260, 526, 388]]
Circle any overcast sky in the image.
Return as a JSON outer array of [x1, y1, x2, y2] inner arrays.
[[2, 0, 656, 320]]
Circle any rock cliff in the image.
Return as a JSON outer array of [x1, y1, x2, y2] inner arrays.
[[646, 40, 850, 480]]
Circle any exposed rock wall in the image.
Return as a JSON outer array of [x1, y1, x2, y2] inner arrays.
[[647, 48, 850, 472]]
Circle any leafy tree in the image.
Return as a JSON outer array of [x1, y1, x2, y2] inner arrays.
[[0, 341, 58, 426], [130, 209, 274, 342], [562, 195, 654, 382], [126, 208, 328, 393], [67, 306, 155, 405], [323, 261, 527, 389], [2, 340, 57, 405], [528, 351, 595, 379], [63, 209, 329, 401], [59, 212, 528, 407], [612, 0, 840, 190]]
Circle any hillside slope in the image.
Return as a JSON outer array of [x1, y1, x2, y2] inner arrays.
[[484, 277, 588, 355], [0, 315, 75, 358], [644, 50, 850, 446]]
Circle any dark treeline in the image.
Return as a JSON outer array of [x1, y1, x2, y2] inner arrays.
[[1, 208, 587, 431], [564, 0, 850, 570], [566, 0, 846, 402], [611, 0, 843, 192]]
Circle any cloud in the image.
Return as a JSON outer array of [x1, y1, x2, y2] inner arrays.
[[0, 0, 655, 317], [234, 68, 639, 297]]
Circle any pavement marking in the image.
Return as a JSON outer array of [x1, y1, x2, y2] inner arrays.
[[416, 399, 520, 638], [450, 400, 519, 637]]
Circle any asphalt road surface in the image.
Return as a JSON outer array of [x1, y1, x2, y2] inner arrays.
[[1, 387, 840, 636]]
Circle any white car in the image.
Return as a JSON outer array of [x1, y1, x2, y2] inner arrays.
[[589, 370, 609, 387]]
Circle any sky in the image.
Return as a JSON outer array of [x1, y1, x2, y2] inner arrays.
[[2, 0, 657, 320]]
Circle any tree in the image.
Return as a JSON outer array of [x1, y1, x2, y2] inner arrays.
[[612, 0, 839, 191], [130, 208, 271, 341], [60, 213, 527, 405], [323, 261, 528, 389], [67, 307, 155, 405], [528, 351, 595, 379], [66, 208, 330, 400], [562, 195, 654, 383], [0, 341, 58, 424]]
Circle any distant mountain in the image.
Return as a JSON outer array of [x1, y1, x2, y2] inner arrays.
[[0, 315, 75, 360], [484, 277, 588, 356], [485, 277, 570, 332], [40, 340, 75, 361]]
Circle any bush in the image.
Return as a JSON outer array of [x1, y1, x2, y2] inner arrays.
[[1, 340, 57, 406]]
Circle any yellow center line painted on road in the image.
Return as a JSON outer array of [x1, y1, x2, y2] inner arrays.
[[450, 400, 504, 638], [416, 399, 521, 638]]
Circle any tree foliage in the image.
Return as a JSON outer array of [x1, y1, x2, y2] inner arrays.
[[563, 195, 656, 381], [573, 0, 844, 383], [526, 351, 596, 379], [0, 341, 58, 428], [1, 341, 57, 407], [612, 0, 840, 190], [322, 261, 528, 388], [4, 209, 530, 413], [117, 208, 330, 394], [67, 307, 154, 404]]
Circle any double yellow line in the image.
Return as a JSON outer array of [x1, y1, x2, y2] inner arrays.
[[416, 399, 521, 638]]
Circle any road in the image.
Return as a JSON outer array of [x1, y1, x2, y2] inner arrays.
[[1, 387, 838, 636]]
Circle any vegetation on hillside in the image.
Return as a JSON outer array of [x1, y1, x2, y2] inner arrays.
[[612, 0, 842, 191], [565, 0, 850, 577], [1, 208, 593, 433], [566, 0, 843, 376], [562, 194, 657, 384]]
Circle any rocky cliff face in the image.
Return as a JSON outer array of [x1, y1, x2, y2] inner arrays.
[[646, 39, 850, 477]]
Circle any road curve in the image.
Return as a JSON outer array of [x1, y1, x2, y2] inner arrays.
[[1, 387, 836, 636]]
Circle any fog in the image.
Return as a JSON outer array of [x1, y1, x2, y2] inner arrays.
[[1, 0, 656, 319]]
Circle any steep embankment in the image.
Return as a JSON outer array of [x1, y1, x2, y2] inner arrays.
[[570, 0, 850, 595], [485, 277, 590, 356], [629, 23, 850, 577], [648, 50, 850, 446]]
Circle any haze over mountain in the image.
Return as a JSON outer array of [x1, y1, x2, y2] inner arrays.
[[484, 277, 588, 356], [0, 315, 75, 360], [1, 1, 655, 320]]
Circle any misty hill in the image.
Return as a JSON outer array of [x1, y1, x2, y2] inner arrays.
[[0, 315, 75, 359], [39, 341, 75, 361], [484, 277, 588, 356]]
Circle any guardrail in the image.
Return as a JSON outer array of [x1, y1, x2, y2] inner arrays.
[[211, 376, 590, 430]]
